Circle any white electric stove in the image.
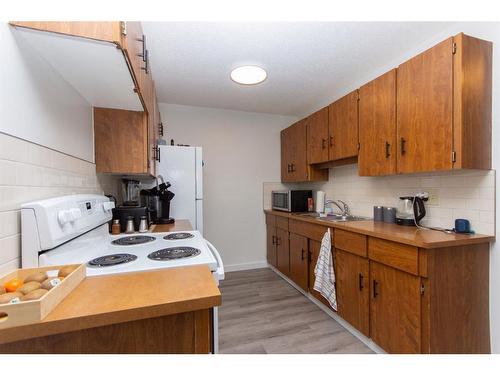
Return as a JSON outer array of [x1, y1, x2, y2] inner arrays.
[[20, 194, 224, 352]]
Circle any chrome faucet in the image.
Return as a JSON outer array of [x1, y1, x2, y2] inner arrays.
[[325, 199, 350, 216]]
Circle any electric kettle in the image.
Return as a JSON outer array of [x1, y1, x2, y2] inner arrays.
[[396, 196, 426, 226]]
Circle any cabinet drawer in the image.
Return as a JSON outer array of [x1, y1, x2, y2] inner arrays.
[[276, 216, 289, 230], [265, 213, 276, 226], [334, 229, 367, 257], [289, 219, 330, 242], [368, 238, 419, 275]]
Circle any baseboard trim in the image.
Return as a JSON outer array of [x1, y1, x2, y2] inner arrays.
[[269, 264, 385, 354], [225, 261, 269, 272]]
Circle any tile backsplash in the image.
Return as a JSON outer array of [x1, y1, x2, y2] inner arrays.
[[263, 164, 496, 236], [0, 133, 119, 275]]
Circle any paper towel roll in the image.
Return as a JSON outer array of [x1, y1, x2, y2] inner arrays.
[[316, 191, 326, 213]]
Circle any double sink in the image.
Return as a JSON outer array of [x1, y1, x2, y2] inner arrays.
[[292, 212, 371, 222]]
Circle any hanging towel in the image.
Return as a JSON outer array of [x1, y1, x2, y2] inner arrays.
[[313, 228, 337, 311]]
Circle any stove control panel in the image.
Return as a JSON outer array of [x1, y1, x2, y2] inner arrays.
[[22, 194, 113, 252]]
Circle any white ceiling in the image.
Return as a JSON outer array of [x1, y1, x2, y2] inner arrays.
[[142, 22, 456, 116]]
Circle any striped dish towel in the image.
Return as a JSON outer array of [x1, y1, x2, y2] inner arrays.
[[313, 228, 337, 311]]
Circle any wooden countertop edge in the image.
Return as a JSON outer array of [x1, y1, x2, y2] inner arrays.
[[264, 209, 495, 248], [0, 294, 221, 345]]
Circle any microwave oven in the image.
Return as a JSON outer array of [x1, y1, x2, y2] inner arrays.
[[272, 190, 312, 212]]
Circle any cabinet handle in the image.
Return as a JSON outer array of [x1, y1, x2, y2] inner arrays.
[[287, 164, 291, 173], [141, 49, 149, 74], [307, 250, 312, 264], [385, 141, 390, 158], [291, 163, 295, 172], [400, 137, 406, 155], [272, 235, 276, 245], [373, 280, 379, 298], [276, 237, 281, 246], [137, 34, 146, 62], [322, 138, 327, 149], [301, 248, 306, 260], [158, 122, 164, 137], [329, 135, 334, 147], [157, 146, 161, 162], [359, 273, 364, 291]]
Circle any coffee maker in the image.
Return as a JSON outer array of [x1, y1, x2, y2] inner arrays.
[[396, 194, 428, 226], [141, 175, 176, 224]]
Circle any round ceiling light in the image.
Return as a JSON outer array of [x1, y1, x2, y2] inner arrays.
[[230, 65, 267, 85]]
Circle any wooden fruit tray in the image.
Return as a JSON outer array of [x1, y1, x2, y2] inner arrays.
[[0, 264, 85, 330]]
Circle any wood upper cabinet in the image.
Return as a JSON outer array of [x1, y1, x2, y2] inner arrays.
[[94, 108, 148, 174], [289, 233, 308, 291], [276, 228, 290, 276], [122, 22, 145, 93], [266, 224, 277, 268], [306, 106, 329, 164], [358, 70, 397, 176], [397, 33, 492, 173], [370, 261, 422, 353], [335, 249, 369, 336], [281, 120, 328, 183], [328, 90, 359, 161], [9, 22, 125, 44]]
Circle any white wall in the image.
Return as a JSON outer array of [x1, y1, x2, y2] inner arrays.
[[159, 103, 297, 271], [0, 23, 94, 162]]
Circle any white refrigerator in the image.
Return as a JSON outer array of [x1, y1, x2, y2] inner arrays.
[[157, 146, 203, 234]]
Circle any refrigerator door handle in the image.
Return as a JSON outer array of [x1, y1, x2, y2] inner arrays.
[[205, 239, 224, 281]]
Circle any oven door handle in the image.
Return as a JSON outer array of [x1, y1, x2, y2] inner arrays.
[[205, 239, 225, 281]]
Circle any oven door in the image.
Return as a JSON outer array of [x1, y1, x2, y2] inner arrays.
[[272, 191, 291, 211]]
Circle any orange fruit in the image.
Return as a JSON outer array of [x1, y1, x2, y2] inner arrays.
[[4, 278, 24, 293]]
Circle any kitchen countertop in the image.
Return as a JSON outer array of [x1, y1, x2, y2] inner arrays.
[[265, 209, 494, 248], [150, 219, 193, 233], [0, 265, 221, 345]]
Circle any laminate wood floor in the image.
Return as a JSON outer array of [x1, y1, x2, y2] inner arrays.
[[218, 268, 373, 354]]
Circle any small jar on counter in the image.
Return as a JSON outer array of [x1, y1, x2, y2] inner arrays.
[[111, 219, 121, 235]]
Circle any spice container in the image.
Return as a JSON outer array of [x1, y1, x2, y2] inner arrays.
[[111, 219, 121, 235], [125, 216, 135, 234], [138, 216, 148, 233]]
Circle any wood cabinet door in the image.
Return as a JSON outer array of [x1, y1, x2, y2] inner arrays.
[[266, 225, 277, 267], [359, 70, 397, 176], [328, 91, 359, 161], [280, 126, 294, 182], [289, 233, 308, 291], [335, 250, 369, 336], [276, 228, 290, 276], [306, 107, 329, 164], [370, 261, 421, 353], [94, 108, 148, 174], [397, 37, 454, 173], [290, 120, 309, 181], [123, 22, 144, 92], [308, 239, 333, 309]]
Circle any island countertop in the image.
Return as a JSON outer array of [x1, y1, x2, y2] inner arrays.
[[0, 265, 221, 345]]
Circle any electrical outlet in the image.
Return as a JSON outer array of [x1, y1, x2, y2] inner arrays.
[[426, 189, 440, 206]]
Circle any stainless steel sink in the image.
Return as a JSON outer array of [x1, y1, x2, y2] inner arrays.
[[291, 212, 371, 222], [316, 214, 371, 222]]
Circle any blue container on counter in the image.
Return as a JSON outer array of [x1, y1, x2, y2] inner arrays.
[[455, 219, 471, 233]]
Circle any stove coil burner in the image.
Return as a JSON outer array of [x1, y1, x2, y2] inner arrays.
[[163, 232, 195, 240], [112, 235, 156, 246], [87, 253, 137, 267], [148, 247, 201, 261]]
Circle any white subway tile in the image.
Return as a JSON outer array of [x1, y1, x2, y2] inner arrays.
[[0, 210, 20, 239], [0, 234, 20, 264], [0, 134, 30, 163], [0, 257, 20, 277], [479, 210, 495, 224], [465, 199, 495, 211]]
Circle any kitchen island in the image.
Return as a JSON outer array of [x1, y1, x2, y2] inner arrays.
[[0, 265, 221, 353]]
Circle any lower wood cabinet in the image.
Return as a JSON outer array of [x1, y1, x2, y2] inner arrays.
[[276, 227, 290, 276], [335, 249, 369, 337], [289, 233, 308, 291], [266, 224, 277, 268], [370, 261, 422, 354]]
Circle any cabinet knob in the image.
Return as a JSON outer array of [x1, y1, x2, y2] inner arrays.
[[385, 141, 391, 158], [329, 136, 334, 147]]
